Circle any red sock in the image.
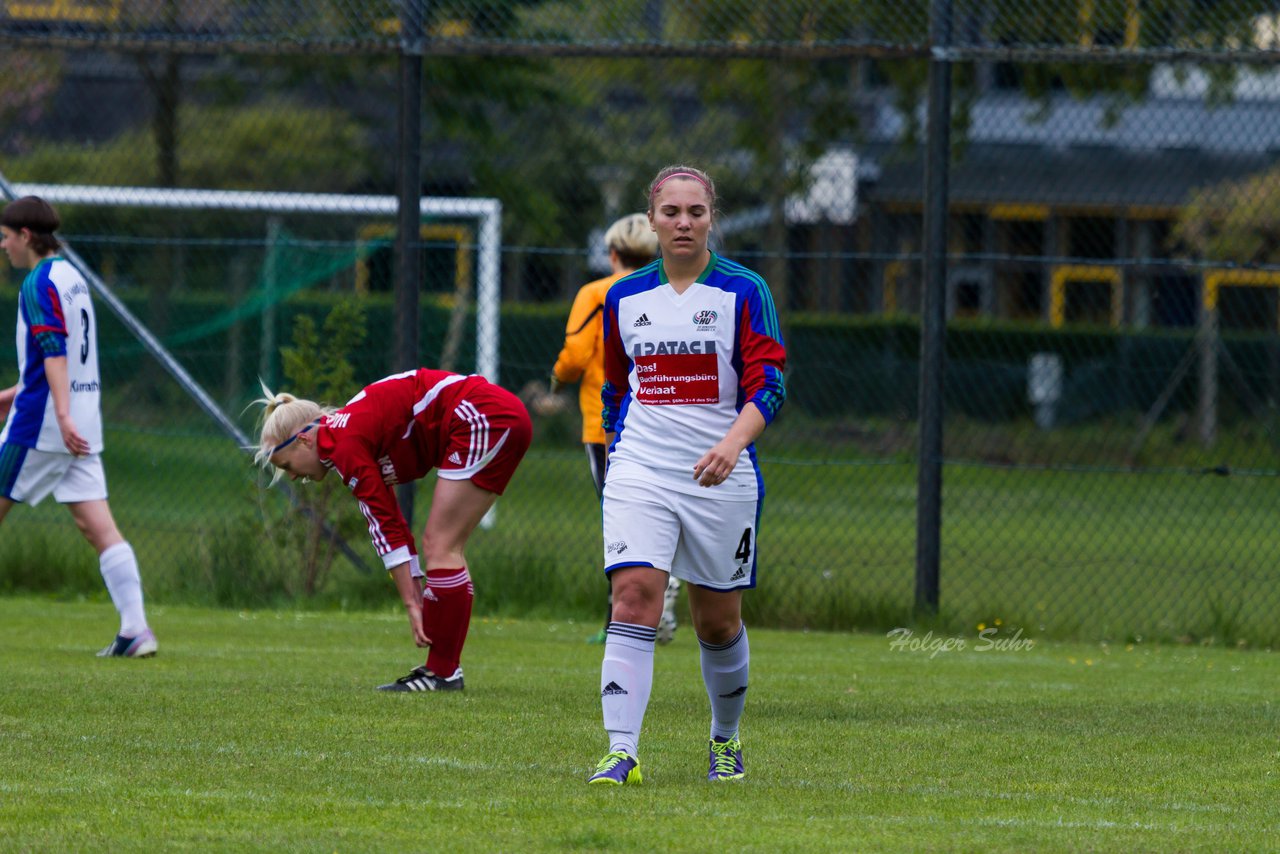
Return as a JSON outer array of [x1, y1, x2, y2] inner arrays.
[[422, 567, 473, 677]]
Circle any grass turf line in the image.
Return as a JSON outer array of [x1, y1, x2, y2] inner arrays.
[[1, 598, 1277, 852]]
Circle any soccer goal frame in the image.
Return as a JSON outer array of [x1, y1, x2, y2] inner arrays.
[[0, 174, 503, 569], [9, 181, 504, 390], [6, 180, 504, 437]]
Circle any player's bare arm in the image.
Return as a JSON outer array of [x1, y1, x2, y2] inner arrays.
[[692, 402, 767, 488], [43, 356, 90, 457], [388, 560, 432, 648], [0, 384, 17, 420]]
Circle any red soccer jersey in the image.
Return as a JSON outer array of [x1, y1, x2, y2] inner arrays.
[[315, 369, 494, 570]]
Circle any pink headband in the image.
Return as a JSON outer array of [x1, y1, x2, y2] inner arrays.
[[650, 171, 711, 200]]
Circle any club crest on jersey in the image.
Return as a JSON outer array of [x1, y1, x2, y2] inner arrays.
[[632, 339, 716, 357], [692, 309, 717, 329]]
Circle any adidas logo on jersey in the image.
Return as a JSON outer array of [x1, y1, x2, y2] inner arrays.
[[602, 681, 629, 696], [633, 313, 651, 327], [448, 452, 462, 465], [730, 566, 747, 581]]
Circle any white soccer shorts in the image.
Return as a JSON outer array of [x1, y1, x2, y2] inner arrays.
[[0, 445, 108, 505], [601, 476, 758, 590]]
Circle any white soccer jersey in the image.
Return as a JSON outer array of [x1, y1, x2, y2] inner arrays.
[[601, 254, 786, 501], [1, 256, 103, 454]]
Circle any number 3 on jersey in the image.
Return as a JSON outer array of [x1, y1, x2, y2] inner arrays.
[[80, 309, 90, 364]]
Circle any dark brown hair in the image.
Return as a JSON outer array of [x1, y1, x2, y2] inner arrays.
[[1, 196, 62, 254]]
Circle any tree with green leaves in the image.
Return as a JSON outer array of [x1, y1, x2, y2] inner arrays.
[[269, 297, 370, 597], [1172, 165, 1280, 265]]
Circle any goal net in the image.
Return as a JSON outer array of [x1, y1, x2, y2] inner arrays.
[[2, 178, 502, 451]]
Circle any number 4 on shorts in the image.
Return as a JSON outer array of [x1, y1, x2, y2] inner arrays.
[[735, 528, 752, 563]]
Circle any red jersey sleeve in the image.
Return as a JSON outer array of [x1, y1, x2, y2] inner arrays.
[[323, 434, 417, 571], [736, 279, 787, 424], [601, 297, 631, 435]]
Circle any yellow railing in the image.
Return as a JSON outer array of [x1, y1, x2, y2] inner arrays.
[[1050, 264, 1123, 327], [355, 223, 472, 297], [5, 0, 121, 23]]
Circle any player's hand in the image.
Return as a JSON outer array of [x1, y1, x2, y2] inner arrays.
[[57, 413, 90, 457], [405, 602, 432, 648], [547, 374, 561, 395], [693, 440, 740, 488]]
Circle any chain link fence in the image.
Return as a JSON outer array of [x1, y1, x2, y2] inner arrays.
[[2, 1, 1279, 645]]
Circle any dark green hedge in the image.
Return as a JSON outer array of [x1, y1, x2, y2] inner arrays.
[[1, 289, 1272, 426]]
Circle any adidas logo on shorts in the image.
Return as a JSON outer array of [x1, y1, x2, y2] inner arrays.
[[448, 452, 462, 465], [730, 566, 747, 581], [633, 313, 651, 327]]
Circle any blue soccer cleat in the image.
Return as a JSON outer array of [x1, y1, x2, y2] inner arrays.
[[97, 628, 158, 658], [587, 751, 642, 785], [708, 735, 744, 781]]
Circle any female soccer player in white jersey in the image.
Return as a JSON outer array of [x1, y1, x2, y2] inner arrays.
[[0, 196, 157, 657], [254, 369, 531, 691], [586, 165, 787, 785]]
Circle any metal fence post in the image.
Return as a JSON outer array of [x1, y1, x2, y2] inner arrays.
[[396, 0, 426, 528], [916, 0, 953, 616]]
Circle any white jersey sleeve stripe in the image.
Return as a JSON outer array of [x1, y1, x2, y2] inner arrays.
[[455, 399, 491, 468], [401, 373, 471, 438], [358, 498, 392, 555]]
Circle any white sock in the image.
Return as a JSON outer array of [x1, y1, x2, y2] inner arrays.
[[99, 542, 148, 637], [600, 621, 656, 757], [700, 624, 749, 741]]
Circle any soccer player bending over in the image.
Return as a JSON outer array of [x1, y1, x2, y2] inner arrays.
[[254, 368, 531, 691], [587, 165, 787, 784], [0, 196, 157, 657]]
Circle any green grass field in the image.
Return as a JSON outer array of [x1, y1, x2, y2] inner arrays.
[[1, 597, 1276, 852]]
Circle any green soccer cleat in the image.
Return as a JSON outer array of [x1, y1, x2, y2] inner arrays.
[[587, 751, 642, 785]]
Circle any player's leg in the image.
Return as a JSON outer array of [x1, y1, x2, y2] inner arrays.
[[377, 477, 494, 692], [584, 442, 610, 644], [688, 584, 747, 780], [381, 385, 531, 692], [589, 480, 675, 785], [66, 498, 156, 658], [60, 456, 156, 658], [0, 497, 14, 526], [419, 476, 498, 683], [680, 494, 756, 781]]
